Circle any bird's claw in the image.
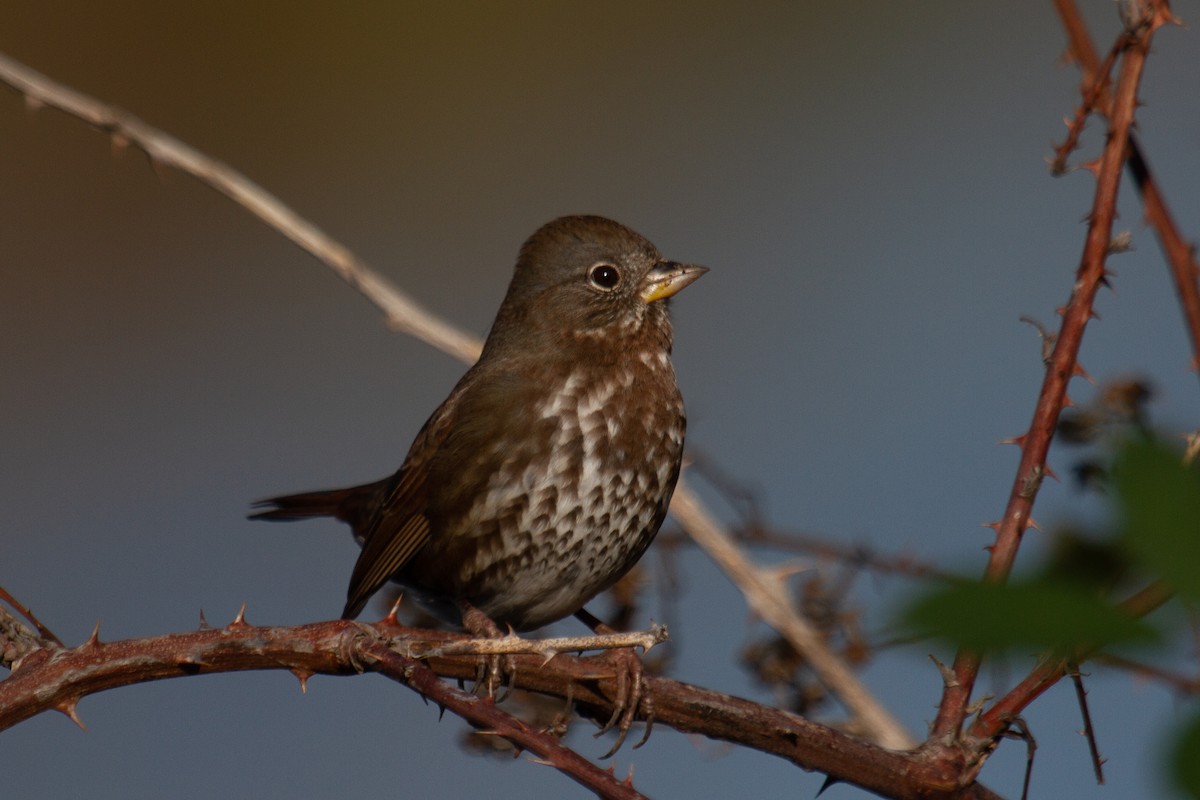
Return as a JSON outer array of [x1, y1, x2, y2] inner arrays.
[[461, 602, 516, 701], [593, 645, 647, 758]]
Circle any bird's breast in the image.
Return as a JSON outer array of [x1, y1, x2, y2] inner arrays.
[[403, 346, 685, 629]]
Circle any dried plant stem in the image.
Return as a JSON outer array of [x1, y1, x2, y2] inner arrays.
[[414, 625, 668, 659], [0, 52, 482, 365], [670, 482, 912, 749]]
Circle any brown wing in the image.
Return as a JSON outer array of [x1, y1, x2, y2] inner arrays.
[[341, 468, 431, 619], [340, 378, 467, 620]]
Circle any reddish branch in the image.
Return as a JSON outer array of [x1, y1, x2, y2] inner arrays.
[[968, 581, 1174, 742], [931, 2, 1172, 739], [1054, 0, 1200, 376], [0, 612, 1006, 800]]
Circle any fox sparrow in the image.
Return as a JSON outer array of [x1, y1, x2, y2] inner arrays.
[[251, 215, 706, 633]]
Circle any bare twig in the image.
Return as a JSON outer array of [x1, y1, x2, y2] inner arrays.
[[669, 481, 913, 750], [0, 52, 482, 365], [1094, 652, 1200, 694], [0, 584, 63, 648], [415, 626, 668, 659], [658, 526, 951, 582], [1067, 665, 1105, 784], [360, 642, 650, 800], [0, 604, 53, 671], [1053, 0, 1200, 377], [968, 580, 1174, 740]]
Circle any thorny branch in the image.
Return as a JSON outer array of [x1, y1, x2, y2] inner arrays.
[[931, 0, 1175, 740], [0, 604, 1002, 800], [1052, 0, 1200, 379]]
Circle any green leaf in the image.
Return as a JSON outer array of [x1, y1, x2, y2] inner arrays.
[[1169, 711, 1200, 798], [899, 579, 1158, 653], [1114, 439, 1200, 601]]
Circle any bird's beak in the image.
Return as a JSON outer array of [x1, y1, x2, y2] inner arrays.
[[639, 261, 709, 304]]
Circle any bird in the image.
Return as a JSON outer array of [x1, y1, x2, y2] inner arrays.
[[251, 215, 706, 633]]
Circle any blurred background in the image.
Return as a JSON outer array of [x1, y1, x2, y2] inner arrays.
[[3, 2, 1198, 798]]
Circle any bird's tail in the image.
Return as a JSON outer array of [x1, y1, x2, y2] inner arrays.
[[248, 480, 385, 529]]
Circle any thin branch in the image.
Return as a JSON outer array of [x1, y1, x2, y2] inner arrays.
[[657, 526, 951, 582], [0, 584, 63, 648], [0, 49, 899, 749], [968, 580, 1174, 740], [1067, 665, 1105, 784], [1053, 0, 1200, 377], [1048, 35, 1124, 175], [669, 482, 913, 750], [360, 643, 649, 800], [0, 52, 482, 365], [932, 3, 1167, 738], [414, 625, 668, 659], [1093, 652, 1200, 694]]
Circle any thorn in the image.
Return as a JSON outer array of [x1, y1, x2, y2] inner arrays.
[[24, 94, 45, 113], [817, 775, 842, 796], [981, 520, 1002, 532], [228, 602, 249, 630], [1043, 464, 1060, 483], [929, 654, 958, 688], [437, 703, 447, 722], [964, 693, 992, 717], [1079, 158, 1102, 176], [56, 698, 87, 731], [1027, 516, 1041, 532], [382, 594, 404, 625], [83, 621, 102, 650], [1063, 393, 1075, 409], [291, 668, 312, 694], [998, 434, 1027, 448], [1089, 308, 1101, 321], [198, 609, 211, 630], [623, 763, 636, 787], [1073, 363, 1094, 383]]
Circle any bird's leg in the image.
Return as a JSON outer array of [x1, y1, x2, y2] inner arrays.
[[575, 607, 646, 757], [459, 601, 516, 701]]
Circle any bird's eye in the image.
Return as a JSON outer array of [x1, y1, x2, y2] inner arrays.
[[588, 263, 621, 291]]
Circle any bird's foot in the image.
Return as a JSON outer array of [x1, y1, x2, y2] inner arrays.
[[460, 602, 517, 701], [575, 608, 654, 757], [591, 644, 654, 758]]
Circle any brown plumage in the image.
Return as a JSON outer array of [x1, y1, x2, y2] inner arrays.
[[251, 216, 706, 630]]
